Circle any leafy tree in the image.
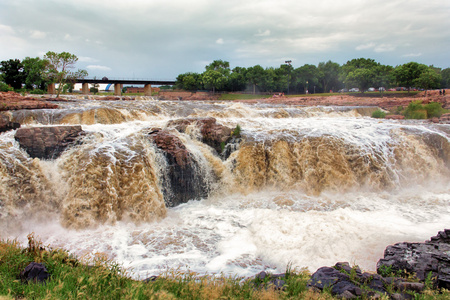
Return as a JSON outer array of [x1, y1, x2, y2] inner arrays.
[[176, 72, 203, 91], [202, 60, 230, 93], [393, 62, 427, 92], [0, 59, 25, 90], [318, 61, 341, 93], [440, 68, 450, 88], [293, 64, 320, 93], [341, 58, 380, 92], [246, 65, 266, 94], [414, 68, 441, 94], [228, 67, 247, 92], [22, 56, 50, 90], [44, 51, 88, 97], [345, 68, 376, 92]]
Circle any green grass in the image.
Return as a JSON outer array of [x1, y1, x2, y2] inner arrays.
[[1, 235, 449, 299]]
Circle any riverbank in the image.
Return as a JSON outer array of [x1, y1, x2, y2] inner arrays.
[[2, 231, 450, 299]]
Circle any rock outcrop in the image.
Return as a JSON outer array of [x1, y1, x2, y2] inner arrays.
[[308, 262, 424, 299], [440, 113, 450, 123], [148, 129, 210, 207], [167, 117, 233, 154], [0, 91, 58, 111], [0, 114, 20, 133], [15, 126, 84, 159], [377, 229, 450, 289]]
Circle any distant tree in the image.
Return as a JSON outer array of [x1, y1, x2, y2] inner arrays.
[[440, 68, 450, 88], [414, 68, 441, 94], [44, 51, 88, 97], [22, 56, 50, 90], [176, 72, 203, 91], [228, 66, 247, 92], [246, 65, 266, 94], [345, 68, 376, 92], [293, 64, 320, 93], [340, 58, 380, 92], [202, 60, 230, 93], [393, 62, 428, 92], [0, 59, 25, 90], [318, 61, 341, 93]]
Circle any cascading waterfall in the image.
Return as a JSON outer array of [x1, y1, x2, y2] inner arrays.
[[1, 99, 450, 278]]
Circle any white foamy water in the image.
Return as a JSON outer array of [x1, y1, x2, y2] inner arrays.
[[1, 100, 450, 279]]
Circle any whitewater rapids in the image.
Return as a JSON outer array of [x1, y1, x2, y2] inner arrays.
[[1, 99, 449, 279]]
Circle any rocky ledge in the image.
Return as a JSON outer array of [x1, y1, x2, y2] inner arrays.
[[14, 126, 85, 159], [0, 91, 58, 111]]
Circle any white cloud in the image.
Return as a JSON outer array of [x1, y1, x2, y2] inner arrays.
[[255, 29, 271, 37], [86, 65, 112, 71], [356, 42, 375, 50], [30, 30, 46, 39], [374, 44, 396, 53], [216, 38, 224, 44], [79, 56, 98, 63], [403, 53, 422, 57]]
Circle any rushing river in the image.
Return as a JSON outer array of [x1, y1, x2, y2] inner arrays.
[[1, 98, 449, 279]]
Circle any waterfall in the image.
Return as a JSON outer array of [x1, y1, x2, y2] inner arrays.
[[1, 99, 449, 278]]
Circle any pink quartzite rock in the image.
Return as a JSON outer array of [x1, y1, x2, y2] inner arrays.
[[0, 114, 20, 133], [0, 91, 58, 111], [15, 126, 84, 159], [148, 129, 210, 207], [440, 113, 450, 124], [167, 117, 232, 153]]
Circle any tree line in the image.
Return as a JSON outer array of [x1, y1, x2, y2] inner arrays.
[[176, 58, 450, 94], [0, 51, 87, 97]]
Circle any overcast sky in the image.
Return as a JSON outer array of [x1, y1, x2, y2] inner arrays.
[[1, 0, 449, 80]]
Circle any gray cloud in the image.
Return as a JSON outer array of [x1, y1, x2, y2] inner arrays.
[[0, 0, 449, 79]]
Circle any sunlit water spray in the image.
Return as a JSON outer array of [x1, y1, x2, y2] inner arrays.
[[1, 100, 449, 279]]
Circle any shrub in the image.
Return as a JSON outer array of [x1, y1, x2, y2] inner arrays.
[[0, 82, 13, 92], [232, 124, 241, 137], [372, 109, 386, 118], [404, 101, 427, 119], [424, 102, 445, 118], [30, 89, 45, 95]]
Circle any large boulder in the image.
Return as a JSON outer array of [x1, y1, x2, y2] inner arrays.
[[167, 117, 233, 154], [148, 129, 210, 207], [15, 125, 84, 159], [377, 229, 450, 289], [0, 114, 20, 133]]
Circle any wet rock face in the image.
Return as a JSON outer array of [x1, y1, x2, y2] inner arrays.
[[0, 114, 20, 133], [14, 126, 84, 159], [167, 117, 233, 154], [148, 129, 210, 207], [377, 229, 450, 289]]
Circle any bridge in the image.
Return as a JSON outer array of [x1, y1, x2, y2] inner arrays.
[[47, 78, 176, 96]]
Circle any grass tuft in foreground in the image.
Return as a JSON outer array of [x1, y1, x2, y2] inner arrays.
[[1, 234, 449, 299]]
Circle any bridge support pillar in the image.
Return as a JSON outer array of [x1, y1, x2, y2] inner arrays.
[[47, 83, 55, 94], [144, 84, 152, 96], [114, 84, 123, 96], [82, 83, 89, 94]]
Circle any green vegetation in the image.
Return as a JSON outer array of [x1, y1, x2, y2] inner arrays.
[[371, 109, 387, 118], [403, 101, 447, 119], [232, 124, 241, 137], [175, 58, 447, 95]]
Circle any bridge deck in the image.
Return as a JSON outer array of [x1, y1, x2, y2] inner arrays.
[[76, 79, 175, 85]]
